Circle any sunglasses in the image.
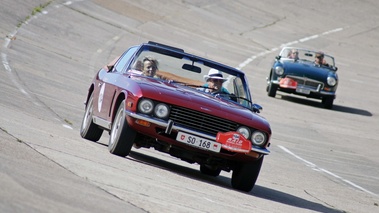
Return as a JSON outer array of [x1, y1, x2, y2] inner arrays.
[[210, 78, 224, 82]]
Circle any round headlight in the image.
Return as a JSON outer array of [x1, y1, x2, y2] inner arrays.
[[275, 66, 284, 75], [237, 126, 251, 139], [138, 99, 154, 114], [252, 131, 266, 146], [154, 103, 170, 119], [327, 76, 337, 86]]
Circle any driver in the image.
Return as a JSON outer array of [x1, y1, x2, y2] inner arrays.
[[202, 69, 229, 94], [314, 52, 329, 67]]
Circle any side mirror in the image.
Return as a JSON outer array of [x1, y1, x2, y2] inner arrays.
[[252, 103, 263, 113], [275, 55, 281, 60], [107, 65, 114, 72]]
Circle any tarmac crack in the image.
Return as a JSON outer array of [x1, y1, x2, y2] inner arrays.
[[304, 189, 346, 213]]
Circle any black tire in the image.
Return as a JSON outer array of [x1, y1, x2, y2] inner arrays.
[[322, 97, 334, 109], [200, 165, 221, 177], [231, 157, 263, 192], [80, 94, 103, 141], [267, 75, 278, 97], [108, 100, 136, 157]]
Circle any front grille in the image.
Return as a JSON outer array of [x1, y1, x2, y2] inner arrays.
[[169, 105, 239, 136], [287, 75, 324, 90]]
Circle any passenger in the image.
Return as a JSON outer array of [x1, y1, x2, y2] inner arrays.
[[202, 69, 229, 94], [288, 49, 299, 60], [141, 56, 159, 77], [314, 52, 329, 66]]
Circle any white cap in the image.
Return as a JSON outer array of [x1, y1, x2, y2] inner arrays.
[[204, 69, 227, 82]]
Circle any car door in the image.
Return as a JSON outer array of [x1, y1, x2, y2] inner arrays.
[[95, 46, 139, 120]]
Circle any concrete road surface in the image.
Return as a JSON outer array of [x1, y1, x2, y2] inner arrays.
[[1, 0, 378, 212]]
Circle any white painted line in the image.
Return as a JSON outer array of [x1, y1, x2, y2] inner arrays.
[[203, 197, 215, 203], [1, 53, 11, 72], [63, 124, 73, 130], [299, 35, 319, 42], [321, 28, 343, 35], [64, 1, 73, 6], [278, 145, 316, 167], [278, 145, 377, 197]]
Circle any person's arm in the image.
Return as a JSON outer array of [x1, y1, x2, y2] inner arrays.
[[221, 87, 229, 94]]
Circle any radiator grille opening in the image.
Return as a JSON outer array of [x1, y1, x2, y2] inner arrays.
[[169, 106, 239, 136]]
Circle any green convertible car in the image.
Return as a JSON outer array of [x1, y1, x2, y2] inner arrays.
[[266, 47, 338, 109]]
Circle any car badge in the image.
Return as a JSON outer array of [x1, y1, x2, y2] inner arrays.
[[233, 134, 240, 139]]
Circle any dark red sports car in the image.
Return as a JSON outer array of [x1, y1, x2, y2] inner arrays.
[[80, 41, 271, 192]]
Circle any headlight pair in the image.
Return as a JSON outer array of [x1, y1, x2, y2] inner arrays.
[[138, 99, 170, 119], [237, 126, 266, 146]]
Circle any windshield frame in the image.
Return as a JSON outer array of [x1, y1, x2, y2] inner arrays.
[[125, 43, 254, 109], [279, 47, 336, 69]]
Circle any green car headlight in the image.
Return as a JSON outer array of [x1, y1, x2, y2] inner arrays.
[[275, 66, 284, 75], [327, 76, 337, 86]]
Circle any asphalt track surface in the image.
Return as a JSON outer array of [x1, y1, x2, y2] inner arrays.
[[1, 0, 379, 212]]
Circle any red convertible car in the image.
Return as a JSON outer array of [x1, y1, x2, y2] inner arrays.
[[80, 41, 271, 192]]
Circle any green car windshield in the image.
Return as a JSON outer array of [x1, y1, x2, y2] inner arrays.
[[279, 47, 336, 68]]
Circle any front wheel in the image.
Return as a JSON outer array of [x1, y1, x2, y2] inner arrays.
[[322, 97, 334, 109], [80, 94, 103, 141], [231, 157, 263, 192], [267, 74, 278, 97], [108, 100, 136, 157]]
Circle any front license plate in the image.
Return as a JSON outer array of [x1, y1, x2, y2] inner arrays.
[[176, 132, 221, 153], [296, 87, 311, 94]]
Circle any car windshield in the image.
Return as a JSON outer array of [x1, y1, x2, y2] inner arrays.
[[126, 47, 253, 108], [279, 47, 336, 68]]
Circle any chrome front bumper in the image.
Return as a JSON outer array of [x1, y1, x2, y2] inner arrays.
[[125, 111, 270, 155]]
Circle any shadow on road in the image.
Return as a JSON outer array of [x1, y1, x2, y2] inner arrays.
[[128, 151, 345, 213], [253, 185, 345, 213], [279, 95, 372, 116]]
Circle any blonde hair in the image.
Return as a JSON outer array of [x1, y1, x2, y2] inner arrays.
[[143, 56, 159, 70]]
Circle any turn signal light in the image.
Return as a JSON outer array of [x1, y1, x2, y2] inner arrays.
[[136, 119, 151, 127]]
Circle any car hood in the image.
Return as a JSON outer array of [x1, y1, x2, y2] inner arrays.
[[132, 76, 271, 132], [283, 61, 333, 81]]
